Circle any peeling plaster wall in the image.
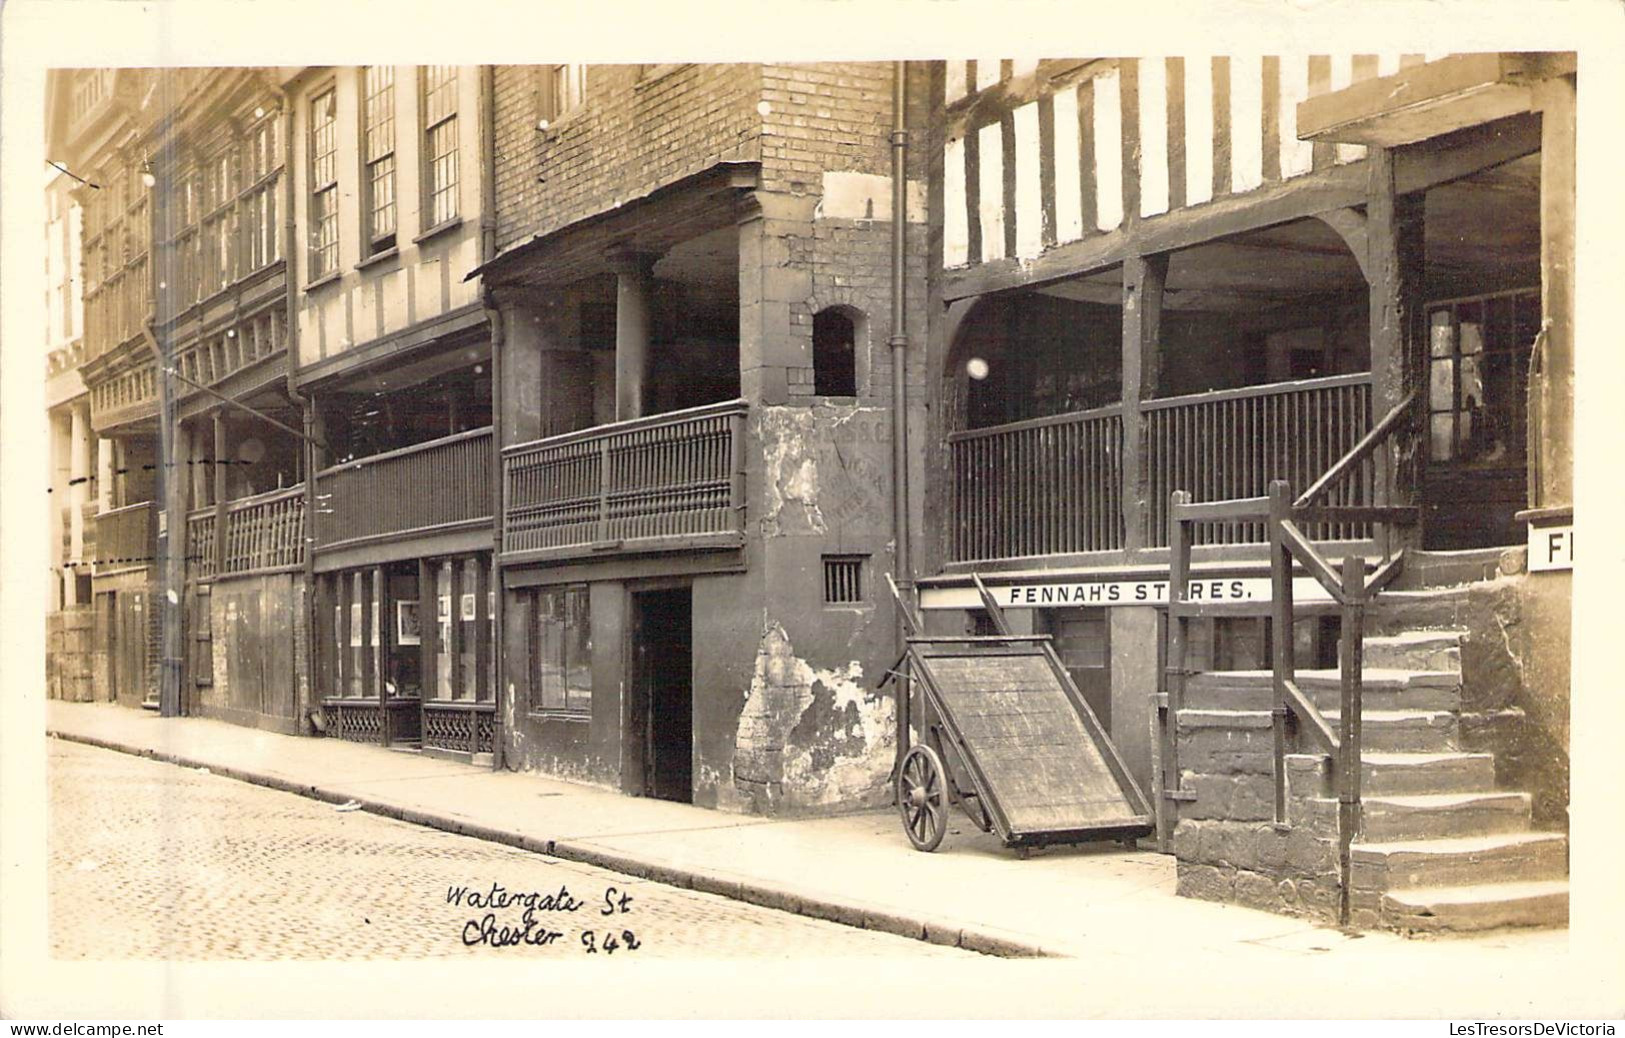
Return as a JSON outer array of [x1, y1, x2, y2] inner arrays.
[[729, 620, 895, 814], [700, 400, 902, 816]]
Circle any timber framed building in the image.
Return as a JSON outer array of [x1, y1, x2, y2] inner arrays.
[[914, 54, 1574, 929], [43, 55, 1576, 931]]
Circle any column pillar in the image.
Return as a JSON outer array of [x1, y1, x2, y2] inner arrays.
[[1532, 75, 1576, 509], [611, 251, 656, 422], [69, 402, 90, 587], [1367, 147, 1426, 549], [213, 412, 228, 570], [1121, 252, 1167, 553], [97, 436, 114, 513], [498, 300, 547, 447]]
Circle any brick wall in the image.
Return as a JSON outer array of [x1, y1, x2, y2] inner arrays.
[[494, 64, 765, 251]]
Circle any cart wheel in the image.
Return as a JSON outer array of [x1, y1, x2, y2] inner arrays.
[[897, 744, 948, 852]]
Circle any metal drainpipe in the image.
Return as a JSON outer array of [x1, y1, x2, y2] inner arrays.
[[279, 92, 321, 737], [889, 61, 913, 778], [480, 66, 506, 771]]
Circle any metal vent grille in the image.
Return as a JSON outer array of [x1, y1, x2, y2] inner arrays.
[[822, 555, 865, 604]]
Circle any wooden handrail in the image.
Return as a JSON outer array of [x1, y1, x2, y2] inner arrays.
[[1282, 678, 1340, 756], [1142, 371, 1371, 413], [945, 402, 1123, 443], [1161, 374, 1423, 927], [1294, 389, 1418, 508], [100, 500, 153, 518], [225, 483, 306, 513], [502, 399, 748, 457], [315, 425, 493, 479]]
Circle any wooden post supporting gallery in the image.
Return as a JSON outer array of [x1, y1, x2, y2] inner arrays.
[[419, 558, 437, 717], [1532, 75, 1576, 509], [1121, 253, 1167, 551], [1365, 148, 1426, 549], [612, 251, 655, 423]]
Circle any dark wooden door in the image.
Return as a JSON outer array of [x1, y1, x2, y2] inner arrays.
[[1421, 291, 1539, 549], [631, 588, 692, 803], [112, 590, 146, 707]]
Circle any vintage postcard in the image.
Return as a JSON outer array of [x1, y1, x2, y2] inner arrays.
[[2, 0, 1622, 1023]]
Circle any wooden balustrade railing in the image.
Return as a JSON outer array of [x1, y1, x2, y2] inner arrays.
[[502, 400, 747, 560], [186, 508, 216, 579], [94, 500, 154, 574], [313, 427, 493, 550], [221, 486, 305, 575], [1144, 373, 1374, 547], [1160, 390, 1420, 927], [948, 405, 1124, 562]]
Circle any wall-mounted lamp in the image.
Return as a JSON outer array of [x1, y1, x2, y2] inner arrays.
[[140, 160, 157, 188]]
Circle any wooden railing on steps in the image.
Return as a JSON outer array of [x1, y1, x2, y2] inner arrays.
[[1161, 390, 1420, 927]]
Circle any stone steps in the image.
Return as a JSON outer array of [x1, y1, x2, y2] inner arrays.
[[1378, 879, 1570, 933], [1285, 751, 1496, 797], [1299, 790, 1532, 841], [1357, 630, 1465, 673], [1321, 708, 1460, 753], [1184, 669, 1461, 713], [1351, 831, 1569, 890]]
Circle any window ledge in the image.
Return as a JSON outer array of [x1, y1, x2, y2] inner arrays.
[[634, 64, 688, 87], [305, 270, 342, 293], [526, 711, 592, 724], [356, 246, 400, 272], [413, 217, 463, 246]]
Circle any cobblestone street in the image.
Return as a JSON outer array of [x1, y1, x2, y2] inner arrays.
[[48, 739, 971, 960]]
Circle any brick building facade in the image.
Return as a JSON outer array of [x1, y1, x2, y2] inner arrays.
[[482, 62, 929, 813]]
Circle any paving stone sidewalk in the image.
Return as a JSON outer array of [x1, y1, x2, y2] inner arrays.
[[45, 701, 1570, 978]]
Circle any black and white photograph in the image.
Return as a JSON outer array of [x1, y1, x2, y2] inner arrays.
[[2, 0, 1622, 1025]]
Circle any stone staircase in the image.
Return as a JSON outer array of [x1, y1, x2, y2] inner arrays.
[[1283, 627, 1567, 932]]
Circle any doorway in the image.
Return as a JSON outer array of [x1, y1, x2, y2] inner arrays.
[[1420, 289, 1539, 549], [628, 587, 693, 803], [1038, 607, 1111, 729]]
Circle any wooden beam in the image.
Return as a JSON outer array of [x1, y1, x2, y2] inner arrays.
[[1366, 147, 1426, 551], [1297, 54, 1565, 148], [942, 111, 1538, 305], [419, 558, 437, 702], [337, 570, 352, 698], [448, 559, 464, 701], [1282, 678, 1340, 756], [1532, 75, 1575, 508], [943, 162, 1367, 301], [375, 566, 391, 747], [1121, 253, 1167, 552], [1391, 112, 1542, 195]]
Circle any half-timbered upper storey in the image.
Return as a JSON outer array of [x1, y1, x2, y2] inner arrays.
[[928, 53, 1571, 571]]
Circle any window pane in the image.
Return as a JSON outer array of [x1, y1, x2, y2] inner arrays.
[[1429, 310, 1453, 358], [538, 589, 565, 711], [427, 118, 458, 226], [435, 562, 453, 699], [1429, 357, 1455, 412], [368, 154, 396, 242], [423, 66, 457, 126], [565, 586, 592, 712], [363, 66, 395, 161], [1459, 319, 1484, 357]]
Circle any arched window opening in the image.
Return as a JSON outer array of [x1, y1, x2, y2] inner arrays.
[[813, 308, 857, 397]]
